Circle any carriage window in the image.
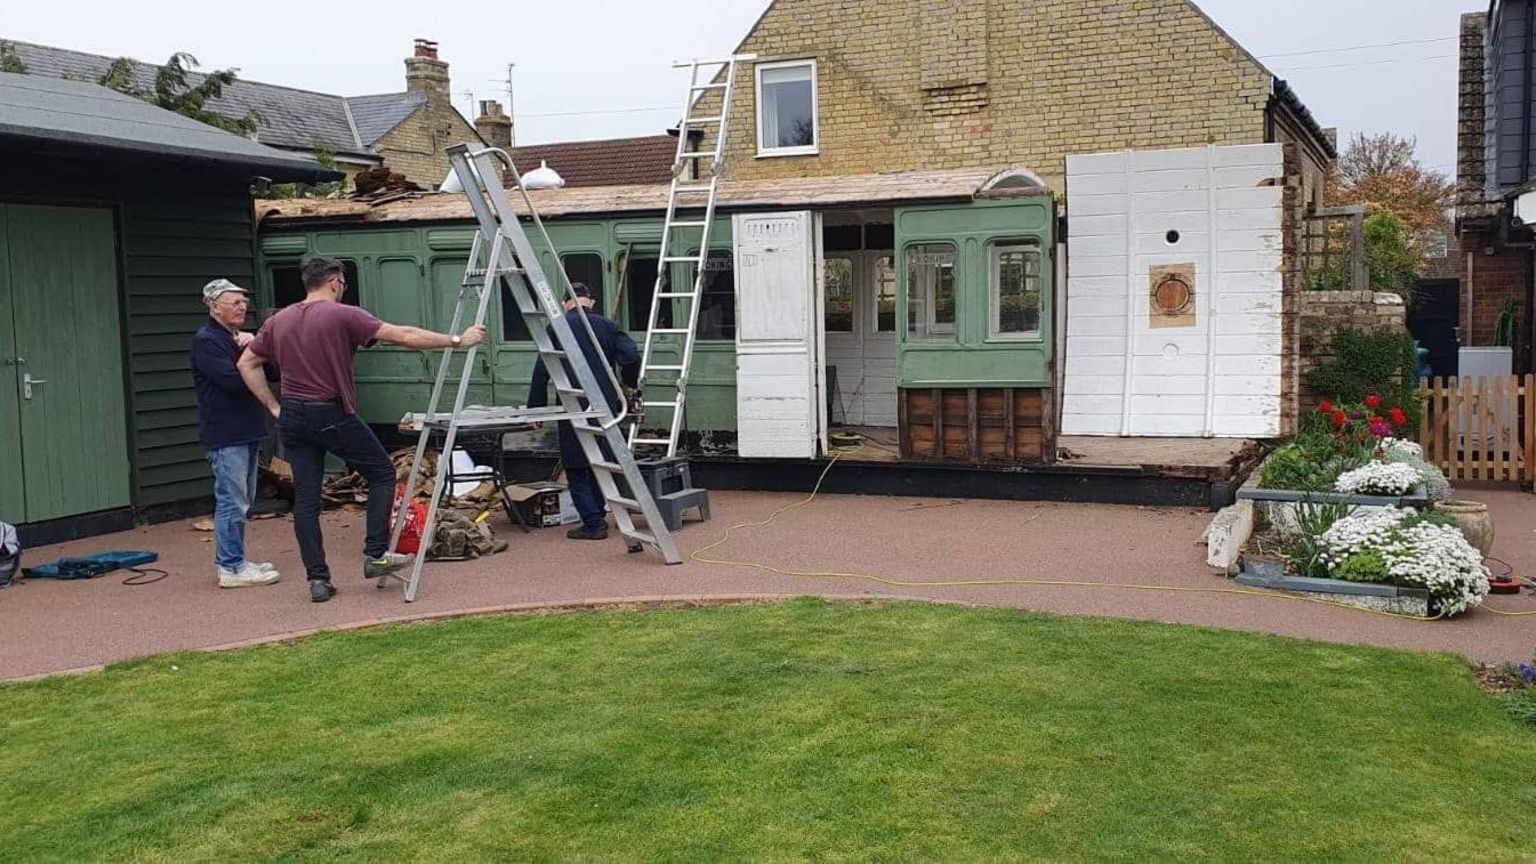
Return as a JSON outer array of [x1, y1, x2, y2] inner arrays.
[[560, 253, 605, 313], [269, 260, 359, 310], [824, 257, 854, 332], [874, 256, 896, 332], [990, 241, 1041, 338], [691, 250, 735, 340], [905, 244, 956, 339]]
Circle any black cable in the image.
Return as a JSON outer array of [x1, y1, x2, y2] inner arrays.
[[122, 567, 169, 586]]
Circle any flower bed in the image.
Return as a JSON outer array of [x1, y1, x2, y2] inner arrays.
[[1235, 392, 1486, 618], [1316, 508, 1490, 617]]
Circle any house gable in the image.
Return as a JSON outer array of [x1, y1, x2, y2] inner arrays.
[[371, 100, 483, 188], [707, 0, 1279, 186]]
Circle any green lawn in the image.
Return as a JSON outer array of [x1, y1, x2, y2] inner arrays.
[[2, 599, 1533, 861]]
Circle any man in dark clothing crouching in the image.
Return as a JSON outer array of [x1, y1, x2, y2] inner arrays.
[[526, 282, 640, 541]]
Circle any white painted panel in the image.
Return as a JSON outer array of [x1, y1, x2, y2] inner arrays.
[[1069, 214, 1130, 237], [1065, 173, 1131, 197], [1068, 192, 1133, 218], [1214, 375, 1283, 396], [1213, 355, 1282, 376], [1069, 256, 1131, 278], [1065, 151, 1132, 175], [1064, 143, 1284, 438], [734, 211, 818, 458], [1064, 373, 1126, 396], [1067, 314, 1129, 336]]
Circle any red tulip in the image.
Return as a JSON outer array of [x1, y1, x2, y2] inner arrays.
[[1365, 394, 1381, 409], [1318, 400, 1334, 414], [1331, 410, 1346, 430], [1389, 407, 1407, 428]]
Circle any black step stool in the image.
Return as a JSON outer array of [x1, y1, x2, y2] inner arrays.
[[636, 457, 710, 531]]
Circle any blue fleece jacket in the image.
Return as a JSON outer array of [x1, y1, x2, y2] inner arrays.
[[190, 317, 269, 450]]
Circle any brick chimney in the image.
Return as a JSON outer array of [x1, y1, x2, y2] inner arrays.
[[475, 100, 514, 149], [405, 38, 449, 104]]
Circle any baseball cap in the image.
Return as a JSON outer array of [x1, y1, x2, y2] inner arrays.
[[202, 278, 249, 302], [569, 281, 592, 299]]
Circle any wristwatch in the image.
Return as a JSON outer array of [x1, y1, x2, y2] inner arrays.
[[451, 334, 462, 348]]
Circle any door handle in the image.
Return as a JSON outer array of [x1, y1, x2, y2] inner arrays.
[[22, 373, 47, 400]]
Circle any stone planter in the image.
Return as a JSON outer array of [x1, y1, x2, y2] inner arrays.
[[1235, 561, 1431, 618], [1236, 488, 1428, 539], [1433, 500, 1494, 558]]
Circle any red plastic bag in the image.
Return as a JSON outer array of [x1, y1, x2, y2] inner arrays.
[[390, 484, 427, 555]]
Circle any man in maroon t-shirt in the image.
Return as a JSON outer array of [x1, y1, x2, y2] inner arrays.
[[238, 256, 485, 603]]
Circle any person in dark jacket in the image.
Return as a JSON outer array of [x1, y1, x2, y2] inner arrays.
[[526, 282, 640, 540], [190, 279, 281, 589]]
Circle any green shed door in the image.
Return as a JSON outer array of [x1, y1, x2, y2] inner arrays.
[[0, 208, 22, 523], [0, 204, 130, 522]]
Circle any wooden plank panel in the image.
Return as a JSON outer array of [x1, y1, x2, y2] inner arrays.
[[1005, 388, 1016, 459], [931, 388, 942, 459], [1450, 378, 1461, 481], [967, 389, 979, 462], [1495, 375, 1508, 481], [1517, 373, 1529, 485]]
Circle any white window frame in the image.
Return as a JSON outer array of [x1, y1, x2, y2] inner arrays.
[[905, 243, 957, 340], [988, 241, 1043, 341], [755, 59, 819, 158]]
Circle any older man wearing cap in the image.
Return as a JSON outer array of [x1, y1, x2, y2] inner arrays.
[[189, 278, 281, 589]]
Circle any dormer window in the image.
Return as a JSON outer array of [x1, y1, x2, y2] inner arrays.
[[756, 60, 818, 157]]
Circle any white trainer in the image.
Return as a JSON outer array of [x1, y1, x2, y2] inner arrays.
[[218, 562, 281, 588]]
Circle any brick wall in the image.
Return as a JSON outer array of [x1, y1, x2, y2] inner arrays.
[[373, 103, 484, 188], [704, 0, 1273, 185], [1459, 228, 1530, 363], [1296, 291, 1410, 406]]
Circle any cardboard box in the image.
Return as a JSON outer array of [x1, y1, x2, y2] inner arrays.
[[505, 482, 578, 527]]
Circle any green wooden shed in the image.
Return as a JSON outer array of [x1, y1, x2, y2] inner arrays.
[[0, 71, 338, 544]]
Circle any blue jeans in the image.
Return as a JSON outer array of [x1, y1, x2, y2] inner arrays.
[[206, 443, 260, 571]]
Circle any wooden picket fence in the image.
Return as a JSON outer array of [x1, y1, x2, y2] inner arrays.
[[1418, 374, 1535, 484]]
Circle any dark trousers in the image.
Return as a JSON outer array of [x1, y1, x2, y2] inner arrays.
[[557, 421, 610, 529], [279, 399, 395, 581]]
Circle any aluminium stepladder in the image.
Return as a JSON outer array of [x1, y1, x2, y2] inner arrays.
[[381, 144, 682, 602], [628, 53, 755, 458]]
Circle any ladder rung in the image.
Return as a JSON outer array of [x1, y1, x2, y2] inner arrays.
[[541, 349, 567, 359], [632, 437, 672, 445], [677, 152, 711, 159], [555, 385, 585, 396], [624, 530, 658, 546], [572, 424, 606, 435], [674, 184, 714, 194], [669, 221, 709, 228], [643, 400, 679, 408], [644, 364, 684, 371], [683, 115, 723, 125], [608, 496, 641, 511], [661, 256, 701, 263], [591, 460, 623, 473], [649, 328, 690, 334], [691, 83, 728, 91], [655, 292, 697, 299]]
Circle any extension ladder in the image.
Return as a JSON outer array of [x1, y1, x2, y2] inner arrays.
[[629, 53, 756, 457]]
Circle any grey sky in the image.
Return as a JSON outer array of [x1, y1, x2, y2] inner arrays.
[[6, 0, 1475, 178]]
